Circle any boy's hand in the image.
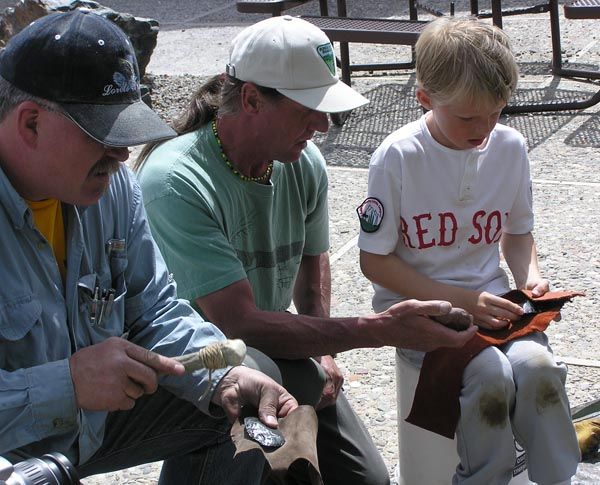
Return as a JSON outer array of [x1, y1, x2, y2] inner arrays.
[[524, 277, 550, 298], [470, 291, 524, 329], [523, 278, 561, 321]]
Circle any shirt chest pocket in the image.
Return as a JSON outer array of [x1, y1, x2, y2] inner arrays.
[[0, 295, 42, 341], [0, 296, 46, 368], [77, 253, 128, 338]]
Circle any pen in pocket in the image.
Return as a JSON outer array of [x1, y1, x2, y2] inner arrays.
[[91, 287, 116, 326], [90, 286, 100, 325]]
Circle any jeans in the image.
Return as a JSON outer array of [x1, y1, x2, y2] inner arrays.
[[77, 347, 277, 484], [77, 385, 266, 484]]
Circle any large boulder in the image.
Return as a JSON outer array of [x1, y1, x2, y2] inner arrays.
[[0, 0, 158, 78]]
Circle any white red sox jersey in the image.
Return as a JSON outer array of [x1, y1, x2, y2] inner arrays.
[[357, 115, 534, 312]]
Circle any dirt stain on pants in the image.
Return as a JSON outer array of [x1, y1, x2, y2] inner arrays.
[[479, 389, 508, 428], [536, 379, 561, 413]]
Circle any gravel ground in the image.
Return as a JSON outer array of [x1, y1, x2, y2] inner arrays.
[[8, 0, 595, 482]]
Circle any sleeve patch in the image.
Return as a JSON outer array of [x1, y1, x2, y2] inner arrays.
[[356, 197, 384, 233]]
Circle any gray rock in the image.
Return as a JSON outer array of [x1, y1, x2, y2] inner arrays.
[[0, 0, 158, 77]]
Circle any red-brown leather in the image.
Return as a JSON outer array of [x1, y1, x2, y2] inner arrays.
[[406, 290, 584, 439]]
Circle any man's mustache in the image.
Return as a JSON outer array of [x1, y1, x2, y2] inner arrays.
[[90, 158, 121, 176]]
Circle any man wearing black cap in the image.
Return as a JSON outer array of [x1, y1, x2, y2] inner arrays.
[[0, 10, 297, 483]]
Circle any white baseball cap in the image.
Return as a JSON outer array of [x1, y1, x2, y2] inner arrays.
[[226, 16, 369, 113]]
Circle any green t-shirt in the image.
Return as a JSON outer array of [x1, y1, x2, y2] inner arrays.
[[138, 123, 329, 313]]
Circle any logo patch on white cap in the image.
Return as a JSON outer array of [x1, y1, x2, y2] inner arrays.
[[316, 43, 335, 76]]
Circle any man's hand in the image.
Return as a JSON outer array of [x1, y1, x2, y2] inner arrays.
[[69, 337, 185, 411], [212, 366, 298, 428], [378, 300, 478, 352], [430, 307, 473, 330], [314, 355, 343, 410]]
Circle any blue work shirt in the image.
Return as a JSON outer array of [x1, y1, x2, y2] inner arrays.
[[0, 165, 228, 464]]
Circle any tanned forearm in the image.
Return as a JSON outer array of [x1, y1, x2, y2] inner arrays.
[[205, 303, 380, 359], [196, 274, 478, 359], [500, 232, 540, 288], [293, 253, 331, 318]]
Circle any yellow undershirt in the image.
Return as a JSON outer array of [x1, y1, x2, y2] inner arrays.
[[26, 198, 66, 279]]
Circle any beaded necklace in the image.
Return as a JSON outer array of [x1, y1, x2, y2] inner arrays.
[[211, 120, 273, 183]]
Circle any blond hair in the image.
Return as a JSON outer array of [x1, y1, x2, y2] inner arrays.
[[415, 17, 518, 106]]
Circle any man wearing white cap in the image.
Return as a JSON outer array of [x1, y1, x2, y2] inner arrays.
[[136, 16, 476, 484]]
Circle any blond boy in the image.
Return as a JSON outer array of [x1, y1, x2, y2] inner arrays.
[[358, 17, 579, 484]]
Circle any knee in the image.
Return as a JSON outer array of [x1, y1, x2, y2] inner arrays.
[[465, 348, 515, 393], [275, 358, 326, 406], [514, 354, 568, 412], [476, 384, 513, 429], [463, 351, 515, 428], [515, 352, 566, 387]]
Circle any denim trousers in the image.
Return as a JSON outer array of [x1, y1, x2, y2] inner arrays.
[[77, 385, 266, 484], [77, 347, 278, 484], [78, 350, 390, 485]]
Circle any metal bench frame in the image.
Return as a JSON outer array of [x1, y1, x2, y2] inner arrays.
[[237, 1, 429, 86], [236, 0, 328, 16], [503, 0, 600, 113], [551, 0, 600, 80], [408, 0, 599, 112], [237, 0, 599, 115], [301, 15, 429, 85]]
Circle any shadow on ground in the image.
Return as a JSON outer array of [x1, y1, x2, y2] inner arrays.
[[565, 114, 600, 148], [313, 75, 593, 168]]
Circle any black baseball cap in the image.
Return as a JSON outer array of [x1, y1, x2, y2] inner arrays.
[[0, 10, 176, 147]]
